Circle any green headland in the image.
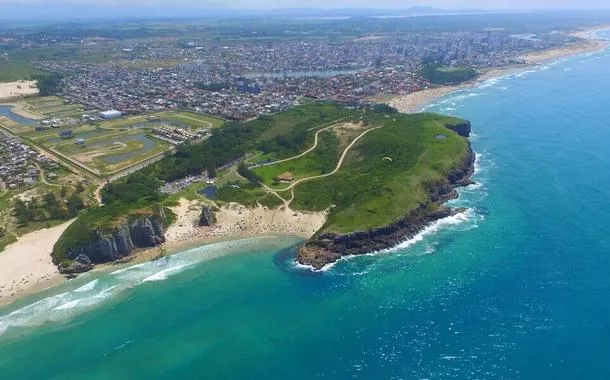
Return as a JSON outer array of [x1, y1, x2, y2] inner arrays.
[[51, 102, 474, 271]]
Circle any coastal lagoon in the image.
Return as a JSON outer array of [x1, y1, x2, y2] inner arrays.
[[0, 105, 36, 125], [3, 46, 610, 378]]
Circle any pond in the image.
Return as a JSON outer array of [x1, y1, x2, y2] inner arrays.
[[0, 105, 37, 126], [198, 186, 218, 199], [102, 134, 159, 164]]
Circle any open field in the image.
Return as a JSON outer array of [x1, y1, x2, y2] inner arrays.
[[0, 59, 48, 83], [253, 130, 339, 188], [25, 125, 173, 177]]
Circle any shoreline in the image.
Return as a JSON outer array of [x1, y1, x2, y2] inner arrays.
[[3, 25, 610, 307], [0, 102, 44, 120], [389, 29, 609, 114], [94, 199, 327, 271], [0, 220, 75, 307], [297, 142, 475, 270]]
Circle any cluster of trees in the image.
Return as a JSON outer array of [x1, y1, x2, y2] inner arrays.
[[422, 64, 478, 85], [258, 127, 308, 157], [13, 190, 85, 226], [237, 163, 263, 185], [32, 73, 64, 96]]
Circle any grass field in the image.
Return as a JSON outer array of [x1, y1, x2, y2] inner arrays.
[[252, 131, 339, 188], [0, 59, 48, 82], [290, 112, 470, 234]]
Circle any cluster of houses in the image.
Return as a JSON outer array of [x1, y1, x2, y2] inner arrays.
[[0, 132, 56, 190], [151, 125, 209, 145]]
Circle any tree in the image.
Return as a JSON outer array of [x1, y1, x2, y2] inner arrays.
[[60, 186, 68, 198], [75, 182, 85, 193], [66, 195, 84, 217]]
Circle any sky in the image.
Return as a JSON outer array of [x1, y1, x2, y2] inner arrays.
[[0, 0, 609, 22], [0, 0, 608, 10]]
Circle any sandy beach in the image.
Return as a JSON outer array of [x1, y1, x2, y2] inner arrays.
[[102, 199, 327, 268], [0, 220, 74, 306], [389, 29, 609, 114], [164, 198, 326, 248], [0, 80, 39, 101]]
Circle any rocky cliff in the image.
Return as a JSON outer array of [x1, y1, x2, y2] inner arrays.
[[297, 142, 475, 270], [445, 121, 471, 138], [61, 216, 166, 274], [198, 206, 217, 227]]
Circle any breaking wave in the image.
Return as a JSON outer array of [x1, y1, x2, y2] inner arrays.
[[0, 237, 279, 337]]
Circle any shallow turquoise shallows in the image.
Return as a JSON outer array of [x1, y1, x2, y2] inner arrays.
[[3, 40, 610, 379]]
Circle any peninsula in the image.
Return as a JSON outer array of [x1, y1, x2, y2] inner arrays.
[[47, 102, 473, 272]]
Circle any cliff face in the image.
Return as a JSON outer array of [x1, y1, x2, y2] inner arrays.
[[62, 216, 166, 274], [199, 206, 217, 227], [445, 121, 471, 138], [297, 141, 475, 270]]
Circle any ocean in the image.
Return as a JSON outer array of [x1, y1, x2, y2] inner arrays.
[[3, 37, 610, 378]]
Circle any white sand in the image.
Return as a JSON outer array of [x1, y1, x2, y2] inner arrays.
[[165, 198, 327, 248], [0, 80, 39, 100], [389, 36, 609, 114], [0, 220, 74, 305]]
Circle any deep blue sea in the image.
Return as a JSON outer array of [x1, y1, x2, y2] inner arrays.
[[2, 36, 610, 379]]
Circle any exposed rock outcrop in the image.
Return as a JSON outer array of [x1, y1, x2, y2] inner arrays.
[[297, 141, 476, 270], [198, 206, 217, 227], [446, 121, 471, 138], [61, 216, 166, 274]]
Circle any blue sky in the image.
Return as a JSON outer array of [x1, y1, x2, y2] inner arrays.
[[0, 0, 608, 10]]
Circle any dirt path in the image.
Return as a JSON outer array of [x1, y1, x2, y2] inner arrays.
[[263, 125, 383, 194], [254, 124, 337, 168]]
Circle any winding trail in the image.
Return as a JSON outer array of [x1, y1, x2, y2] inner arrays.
[[262, 125, 383, 195], [254, 124, 337, 168]]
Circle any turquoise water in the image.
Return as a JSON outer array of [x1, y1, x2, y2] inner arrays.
[[0, 105, 36, 125], [3, 45, 610, 378]]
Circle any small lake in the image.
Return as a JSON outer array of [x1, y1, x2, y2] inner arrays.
[[198, 186, 217, 199], [244, 69, 365, 79], [0, 105, 37, 126], [102, 134, 159, 164]]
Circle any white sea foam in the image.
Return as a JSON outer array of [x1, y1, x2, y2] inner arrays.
[[142, 264, 190, 282], [73, 279, 99, 293], [53, 299, 81, 311], [0, 238, 276, 336]]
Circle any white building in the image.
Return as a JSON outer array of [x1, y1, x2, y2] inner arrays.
[[99, 110, 123, 119]]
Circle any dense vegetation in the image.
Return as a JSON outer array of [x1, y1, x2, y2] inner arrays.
[[32, 73, 64, 96], [13, 189, 85, 227], [422, 64, 478, 85]]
